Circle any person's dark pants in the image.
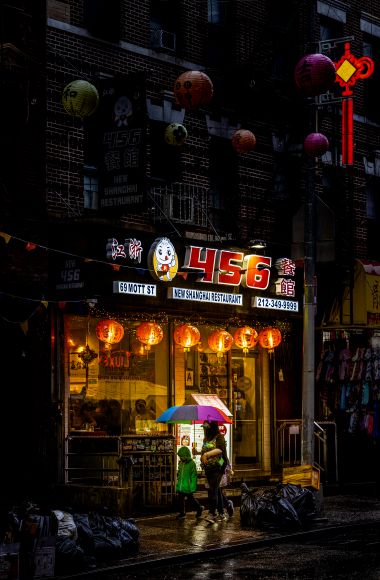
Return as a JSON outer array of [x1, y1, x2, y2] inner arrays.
[[176, 492, 202, 515], [205, 468, 223, 515]]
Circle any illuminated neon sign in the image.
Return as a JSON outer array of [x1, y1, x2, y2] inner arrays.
[[335, 43, 375, 165]]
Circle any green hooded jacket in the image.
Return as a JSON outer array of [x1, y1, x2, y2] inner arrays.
[[176, 446, 198, 494]]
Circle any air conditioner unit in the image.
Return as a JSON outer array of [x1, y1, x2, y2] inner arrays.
[[151, 29, 176, 52]]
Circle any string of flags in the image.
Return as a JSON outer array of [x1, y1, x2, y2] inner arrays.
[[0, 231, 221, 279]]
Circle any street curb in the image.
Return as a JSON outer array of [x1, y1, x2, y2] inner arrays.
[[56, 519, 380, 579]]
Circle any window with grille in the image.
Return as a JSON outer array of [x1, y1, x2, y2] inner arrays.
[[83, 168, 98, 210]]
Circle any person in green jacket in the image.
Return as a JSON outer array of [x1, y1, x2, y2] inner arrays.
[[176, 446, 204, 519]]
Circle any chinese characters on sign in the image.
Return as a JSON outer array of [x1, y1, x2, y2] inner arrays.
[[274, 258, 296, 298], [107, 238, 143, 262]]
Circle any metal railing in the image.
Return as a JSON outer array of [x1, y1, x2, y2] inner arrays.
[[276, 419, 338, 484], [151, 182, 209, 226]]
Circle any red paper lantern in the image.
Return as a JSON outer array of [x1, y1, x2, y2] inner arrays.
[[208, 329, 234, 359], [232, 129, 256, 153], [136, 322, 164, 351], [304, 133, 329, 157], [233, 326, 258, 354], [96, 319, 124, 344], [294, 53, 336, 97], [258, 327, 282, 353], [173, 324, 201, 352], [173, 71, 213, 109]]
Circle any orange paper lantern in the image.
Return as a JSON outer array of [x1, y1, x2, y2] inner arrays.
[[96, 319, 124, 344], [174, 324, 200, 352], [173, 70, 213, 109], [232, 129, 257, 153], [233, 326, 258, 354], [258, 327, 282, 353], [136, 322, 164, 351], [208, 329, 234, 359]]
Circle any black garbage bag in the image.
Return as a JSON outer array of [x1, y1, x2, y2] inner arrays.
[[278, 483, 316, 524], [73, 513, 95, 554], [240, 483, 312, 528], [55, 536, 86, 574]]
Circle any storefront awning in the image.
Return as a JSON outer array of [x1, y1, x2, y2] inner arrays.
[[327, 259, 380, 327]]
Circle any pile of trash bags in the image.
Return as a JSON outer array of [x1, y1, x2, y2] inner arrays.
[[0, 501, 140, 577], [240, 482, 317, 529]]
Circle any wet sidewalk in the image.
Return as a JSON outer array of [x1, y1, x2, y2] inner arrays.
[[63, 491, 380, 578]]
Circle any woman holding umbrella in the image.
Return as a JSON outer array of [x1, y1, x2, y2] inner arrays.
[[198, 420, 228, 523]]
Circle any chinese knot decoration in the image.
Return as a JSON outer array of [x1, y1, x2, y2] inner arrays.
[[173, 70, 213, 109], [231, 129, 257, 154], [136, 322, 164, 351], [62, 80, 99, 118], [258, 327, 282, 353], [208, 329, 234, 359], [173, 324, 200, 352], [233, 326, 258, 354], [78, 345, 98, 366], [334, 42, 375, 165], [96, 320, 125, 344]]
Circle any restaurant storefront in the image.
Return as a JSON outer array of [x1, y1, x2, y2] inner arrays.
[[53, 226, 302, 514]]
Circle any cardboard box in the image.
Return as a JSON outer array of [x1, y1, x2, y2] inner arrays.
[[33, 538, 55, 579], [282, 464, 320, 490], [0, 544, 19, 580]]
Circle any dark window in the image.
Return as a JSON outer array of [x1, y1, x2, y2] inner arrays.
[[149, 121, 182, 183], [363, 35, 380, 124], [83, 0, 120, 41], [366, 178, 380, 259], [83, 167, 99, 210], [319, 15, 345, 61], [208, 137, 238, 237], [150, 0, 178, 51]]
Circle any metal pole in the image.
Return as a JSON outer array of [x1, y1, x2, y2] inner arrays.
[[302, 156, 316, 465]]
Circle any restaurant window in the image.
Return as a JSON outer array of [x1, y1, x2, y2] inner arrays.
[[66, 315, 169, 437]]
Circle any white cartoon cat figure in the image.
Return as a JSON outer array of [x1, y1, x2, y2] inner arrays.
[[148, 237, 178, 282], [113, 95, 133, 127]]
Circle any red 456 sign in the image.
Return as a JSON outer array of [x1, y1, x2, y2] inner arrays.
[[182, 246, 271, 290]]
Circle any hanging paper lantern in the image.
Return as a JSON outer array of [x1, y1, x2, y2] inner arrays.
[[174, 324, 201, 352], [173, 70, 213, 109], [165, 123, 188, 146], [294, 53, 336, 97], [233, 326, 259, 354], [62, 79, 99, 118], [208, 329, 234, 359], [258, 327, 282, 353], [96, 319, 124, 344], [304, 133, 329, 157], [136, 322, 164, 351], [232, 129, 256, 154]]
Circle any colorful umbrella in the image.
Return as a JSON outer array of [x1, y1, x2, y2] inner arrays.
[[156, 404, 232, 424]]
